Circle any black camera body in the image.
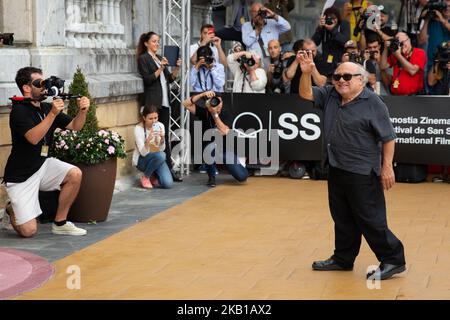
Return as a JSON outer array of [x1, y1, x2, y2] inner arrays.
[[424, 0, 448, 19], [369, 50, 378, 60], [349, 52, 364, 65], [435, 42, 450, 67], [388, 38, 402, 54], [206, 96, 221, 108], [258, 9, 268, 19], [272, 59, 284, 79], [237, 55, 256, 69], [0, 33, 14, 46], [204, 55, 214, 66], [325, 16, 334, 25]]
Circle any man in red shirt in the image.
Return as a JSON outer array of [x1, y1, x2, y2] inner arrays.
[[380, 32, 426, 95]]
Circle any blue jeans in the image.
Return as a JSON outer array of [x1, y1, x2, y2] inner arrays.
[[137, 152, 173, 189], [204, 143, 248, 183]]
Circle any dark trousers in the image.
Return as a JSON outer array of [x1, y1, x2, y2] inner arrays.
[[159, 107, 173, 170], [328, 166, 405, 267]]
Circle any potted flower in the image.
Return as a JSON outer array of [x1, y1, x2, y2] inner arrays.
[[52, 67, 126, 223]]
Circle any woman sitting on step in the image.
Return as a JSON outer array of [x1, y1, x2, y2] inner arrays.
[[133, 105, 173, 189]]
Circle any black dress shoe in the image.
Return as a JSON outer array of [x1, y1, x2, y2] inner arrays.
[[367, 263, 406, 280], [312, 258, 353, 271]]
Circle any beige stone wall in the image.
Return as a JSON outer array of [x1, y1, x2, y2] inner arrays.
[[0, 99, 141, 208]]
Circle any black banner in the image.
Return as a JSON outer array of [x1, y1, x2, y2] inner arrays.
[[192, 93, 450, 165]]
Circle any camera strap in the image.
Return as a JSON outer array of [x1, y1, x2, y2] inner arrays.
[[258, 37, 268, 58], [198, 68, 214, 92]]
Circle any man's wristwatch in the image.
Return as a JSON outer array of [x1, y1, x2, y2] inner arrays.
[[213, 113, 219, 119]]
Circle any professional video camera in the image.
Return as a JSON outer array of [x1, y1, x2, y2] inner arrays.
[[237, 55, 256, 70], [0, 33, 14, 46], [434, 42, 450, 67], [9, 76, 81, 105], [424, 0, 448, 19]]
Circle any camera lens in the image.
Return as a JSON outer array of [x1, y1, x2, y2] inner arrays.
[[204, 56, 214, 65], [208, 97, 220, 108]]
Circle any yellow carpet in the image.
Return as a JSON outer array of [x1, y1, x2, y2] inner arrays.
[[18, 177, 450, 300]]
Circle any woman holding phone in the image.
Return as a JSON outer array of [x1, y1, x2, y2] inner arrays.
[[133, 105, 173, 189], [136, 31, 183, 182]]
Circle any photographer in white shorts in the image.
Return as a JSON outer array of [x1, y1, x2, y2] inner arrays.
[[2, 67, 90, 238]]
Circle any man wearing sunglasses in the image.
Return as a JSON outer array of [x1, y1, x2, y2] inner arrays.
[[297, 54, 406, 281], [2, 67, 90, 238]]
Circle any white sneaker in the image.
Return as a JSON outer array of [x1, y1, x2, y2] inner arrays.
[[52, 221, 87, 236]]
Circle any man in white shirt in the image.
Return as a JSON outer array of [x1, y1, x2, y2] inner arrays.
[[227, 45, 267, 93], [190, 23, 228, 67]]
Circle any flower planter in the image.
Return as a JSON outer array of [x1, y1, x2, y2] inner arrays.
[[68, 157, 117, 223]]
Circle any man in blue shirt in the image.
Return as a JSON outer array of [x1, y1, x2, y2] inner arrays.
[[419, 1, 450, 72], [190, 45, 226, 93], [241, 2, 291, 66]]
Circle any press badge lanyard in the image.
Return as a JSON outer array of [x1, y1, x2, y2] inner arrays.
[[36, 110, 49, 157], [198, 68, 214, 91], [393, 49, 413, 89]]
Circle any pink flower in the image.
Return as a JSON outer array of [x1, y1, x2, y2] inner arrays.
[[76, 144, 81, 149], [107, 146, 115, 155], [64, 145, 69, 150], [60, 140, 66, 146], [104, 139, 110, 145]]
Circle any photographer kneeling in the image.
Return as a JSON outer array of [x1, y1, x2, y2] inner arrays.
[[2, 67, 90, 238], [183, 91, 249, 187]]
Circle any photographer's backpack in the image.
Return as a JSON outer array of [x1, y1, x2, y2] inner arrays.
[[394, 163, 427, 183]]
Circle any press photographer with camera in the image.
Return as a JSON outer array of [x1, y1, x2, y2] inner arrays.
[[264, 0, 295, 52], [428, 41, 450, 94], [342, 0, 373, 42], [359, 8, 398, 51], [341, 40, 378, 91], [364, 34, 392, 95], [312, 7, 351, 74], [182, 91, 249, 187], [284, 39, 328, 94], [190, 24, 228, 68], [2, 67, 90, 238], [380, 32, 426, 95], [227, 44, 267, 93], [266, 39, 289, 94], [241, 3, 291, 66], [190, 45, 226, 93], [418, 0, 450, 72]]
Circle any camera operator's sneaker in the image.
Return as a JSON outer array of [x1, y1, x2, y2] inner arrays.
[[2, 202, 18, 232], [1, 210, 14, 231], [207, 175, 216, 188], [52, 221, 87, 236]]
